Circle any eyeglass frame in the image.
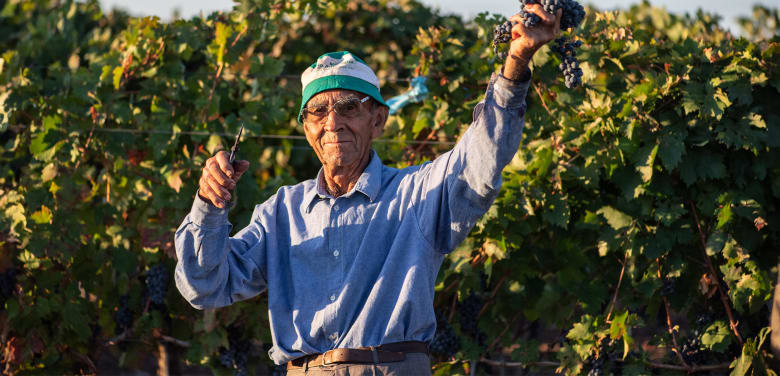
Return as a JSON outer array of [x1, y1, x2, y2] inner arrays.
[[302, 95, 371, 122]]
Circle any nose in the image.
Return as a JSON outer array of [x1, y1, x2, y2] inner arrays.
[[323, 108, 342, 132]]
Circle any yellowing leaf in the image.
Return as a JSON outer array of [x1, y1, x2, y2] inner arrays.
[[112, 66, 123, 89], [166, 169, 184, 193], [42, 163, 58, 182], [30, 206, 52, 224]]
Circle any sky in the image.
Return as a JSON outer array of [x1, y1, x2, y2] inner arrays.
[[98, 0, 779, 34]]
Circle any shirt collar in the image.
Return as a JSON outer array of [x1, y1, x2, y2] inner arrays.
[[304, 150, 382, 212]]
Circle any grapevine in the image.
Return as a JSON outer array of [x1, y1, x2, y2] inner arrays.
[[492, 0, 587, 87]]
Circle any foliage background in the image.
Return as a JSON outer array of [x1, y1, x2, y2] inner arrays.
[[0, 0, 778, 374]]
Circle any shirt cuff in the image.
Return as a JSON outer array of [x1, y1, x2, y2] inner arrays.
[[491, 71, 531, 110], [188, 190, 231, 227]]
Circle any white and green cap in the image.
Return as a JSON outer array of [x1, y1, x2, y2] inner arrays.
[[298, 51, 388, 123]]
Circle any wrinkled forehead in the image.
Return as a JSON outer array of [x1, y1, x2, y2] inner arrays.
[[307, 89, 364, 106]]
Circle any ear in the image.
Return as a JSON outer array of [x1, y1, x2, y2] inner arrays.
[[370, 105, 389, 139]]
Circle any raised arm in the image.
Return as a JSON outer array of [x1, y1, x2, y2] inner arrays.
[[411, 7, 562, 253]]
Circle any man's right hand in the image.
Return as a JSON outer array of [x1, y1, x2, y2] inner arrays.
[[198, 151, 250, 209]]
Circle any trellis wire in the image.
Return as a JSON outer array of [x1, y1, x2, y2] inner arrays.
[[76, 127, 457, 146]]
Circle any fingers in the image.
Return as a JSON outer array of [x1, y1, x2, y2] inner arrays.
[[524, 4, 555, 26], [509, 14, 527, 40], [200, 169, 231, 208], [208, 155, 235, 189], [215, 151, 235, 179], [232, 160, 251, 181], [199, 151, 244, 209], [199, 180, 226, 208]]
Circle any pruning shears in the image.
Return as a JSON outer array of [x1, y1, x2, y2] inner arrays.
[[228, 124, 244, 165]]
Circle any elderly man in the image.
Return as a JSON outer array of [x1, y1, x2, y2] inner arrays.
[[175, 7, 561, 375]]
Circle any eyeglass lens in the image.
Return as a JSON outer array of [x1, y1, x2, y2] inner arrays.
[[305, 97, 366, 120]]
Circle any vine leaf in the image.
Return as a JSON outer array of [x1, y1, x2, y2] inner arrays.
[[705, 230, 727, 256], [597, 206, 632, 230], [700, 321, 732, 352]]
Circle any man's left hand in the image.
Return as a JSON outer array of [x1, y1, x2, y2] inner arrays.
[[503, 5, 562, 80]]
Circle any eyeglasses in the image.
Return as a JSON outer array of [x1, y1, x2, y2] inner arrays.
[[303, 96, 370, 122]]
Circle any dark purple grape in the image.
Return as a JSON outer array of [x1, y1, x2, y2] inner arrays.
[[145, 264, 169, 305]]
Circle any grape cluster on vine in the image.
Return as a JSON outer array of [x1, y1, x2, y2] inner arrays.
[[676, 313, 713, 365], [583, 336, 623, 376], [145, 264, 169, 305], [429, 313, 460, 359], [458, 292, 487, 345], [114, 294, 133, 335], [552, 37, 584, 88], [218, 326, 251, 376], [491, 0, 586, 88]]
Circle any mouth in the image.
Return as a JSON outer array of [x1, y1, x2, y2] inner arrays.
[[324, 140, 352, 145]]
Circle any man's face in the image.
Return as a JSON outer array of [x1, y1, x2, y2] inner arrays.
[[303, 89, 386, 169]]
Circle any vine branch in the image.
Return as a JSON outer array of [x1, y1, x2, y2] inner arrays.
[[605, 252, 628, 323], [688, 200, 744, 345], [657, 259, 691, 371]]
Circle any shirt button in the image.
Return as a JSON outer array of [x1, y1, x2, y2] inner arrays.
[[333, 250, 340, 257], [330, 295, 336, 302], [333, 204, 340, 211], [329, 333, 338, 341]]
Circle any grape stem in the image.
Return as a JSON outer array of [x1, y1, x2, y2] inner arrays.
[[604, 252, 627, 323], [688, 201, 745, 345], [657, 259, 691, 371]]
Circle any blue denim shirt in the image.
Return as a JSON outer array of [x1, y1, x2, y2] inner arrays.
[[174, 73, 530, 365]]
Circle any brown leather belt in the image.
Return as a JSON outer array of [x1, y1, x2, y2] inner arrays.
[[287, 341, 428, 370]]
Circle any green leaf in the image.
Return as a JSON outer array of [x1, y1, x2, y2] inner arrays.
[[705, 230, 727, 256], [717, 204, 733, 229], [543, 193, 570, 228], [597, 206, 632, 230], [634, 144, 658, 183], [112, 248, 138, 275], [700, 321, 733, 352], [658, 127, 686, 171]]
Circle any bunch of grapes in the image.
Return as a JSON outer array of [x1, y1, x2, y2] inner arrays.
[[145, 264, 169, 305], [583, 337, 622, 376], [219, 326, 251, 376], [518, 0, 542, 28], [675, 313, 713, 365], [551, 37, 583, 88], [429, 313, 460, 359], [491, 0, 587, 87], [114, 294, 133, 335], [458, 292, 487, 345], [492, 20, 515, 60]]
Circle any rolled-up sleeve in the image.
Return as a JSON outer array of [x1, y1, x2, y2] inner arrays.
[[174, 194, 268, 309], [412, 72, 531, 253]]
